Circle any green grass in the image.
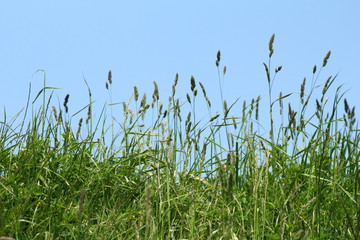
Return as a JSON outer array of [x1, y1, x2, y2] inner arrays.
[[0, 35, 359, 239]]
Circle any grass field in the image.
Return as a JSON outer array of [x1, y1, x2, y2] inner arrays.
[[1, 35, 359, 239]]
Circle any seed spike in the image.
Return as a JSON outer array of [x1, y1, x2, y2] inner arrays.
[[134, 85, 139, 102], [152, 81, 159, 108], [186, 112, 191, 124], [316, 99, 322, 112], [108, 70, 112, 84], [52, 106, 57, 120], [255, 95, 260, 120], [186, 93, 191, 104], [275, 66, 282, 73], [190, 75, 196, 92], [140, 93, 147, 108], [242, 100, 246, 118], [322, 76, 332, 95], [269, 34, 275, 57], [86, 105, 91, 124], [174, 73, 179, 85], [263, 63, 271, 83], [351, 107, 356, 119], [63, 94, 70, 113], [313, 65, 317, 74], [300, 78, 306, 104], [206, 97, 211, 108], [223, 100, 228, 116], [210, 114, 220, 122], [199, 82, 207, 98], [172, 73, 179, 97], [322, 51, 331, 67], [344, 98, 350, 114], [76, 118, 83, 140]]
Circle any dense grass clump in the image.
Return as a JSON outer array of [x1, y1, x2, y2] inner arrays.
[[0, 35, 359, 239]]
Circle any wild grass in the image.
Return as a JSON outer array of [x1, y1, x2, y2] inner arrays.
[[0, 35, 359, 239]]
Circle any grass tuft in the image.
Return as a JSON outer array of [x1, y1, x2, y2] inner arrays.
[[0, 35, 359, 239]]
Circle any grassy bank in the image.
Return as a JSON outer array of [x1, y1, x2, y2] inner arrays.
[[0, 35, 359, 239]]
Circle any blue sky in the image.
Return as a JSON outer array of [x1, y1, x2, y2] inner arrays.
[[1, 1, 359, 134]]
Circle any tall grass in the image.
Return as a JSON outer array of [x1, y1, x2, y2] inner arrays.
[[0, 35, 359, 239]]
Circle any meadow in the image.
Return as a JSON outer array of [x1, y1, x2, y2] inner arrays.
[[0, 35, 359, 239]]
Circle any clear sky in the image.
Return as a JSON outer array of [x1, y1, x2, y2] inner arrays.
[[1, 1, 359, 134]]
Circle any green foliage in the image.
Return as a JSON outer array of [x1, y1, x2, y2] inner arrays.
[[0, 35, 359, 239]]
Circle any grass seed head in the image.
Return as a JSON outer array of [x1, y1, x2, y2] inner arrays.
[[269, 34, 275, 57], [172, 73, 179, 97], [186, 112, 191, 124], [288, 103, 297, 128], [288, 103, 292, 117], [140, 93, 147, 108], [86, 105, 92, 124], [122, 102, 128, 114], [154, 81, 159, 100], [279, 92, 283, 114], [316, 99, 322, 112], [76, 118, 83, 139], [186, 121, 192, 134], [349, 107, 356, 126], [158, 100, 163, 117], [344, 98, 350, 114], [58, 110, 63, 122], [190, 75, 196, 93], [52, 106, 57, 120], [63, 94, 70, 113], [242, 100, 246, 117], [175, 99, 182, 121], [210, 114, 220, 122], [232, 118, 237, 129], [206, 97, 211, 108], [263, 63, 270, 83], [250, 99, 255, 116], [216, 50, 221, 67], [322, 76, 332, 95], [138, 104, 150, 114], [300, 78, 306, 104], [275, 66, 282, 73], [108, 70, 112, 84], [255, 96, 260, 120], [152, 81, 159, 107], [223, 100, 228, 116], [174, 73, 179, 85], [199, 82, 207, 98], [172, 84, 176, 98], [201, 142, 207, 158], [322, 51, 331, 67], [133, 85, 139, 102], [186, 93, 191, 104], [313, 65, 317, 74]]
